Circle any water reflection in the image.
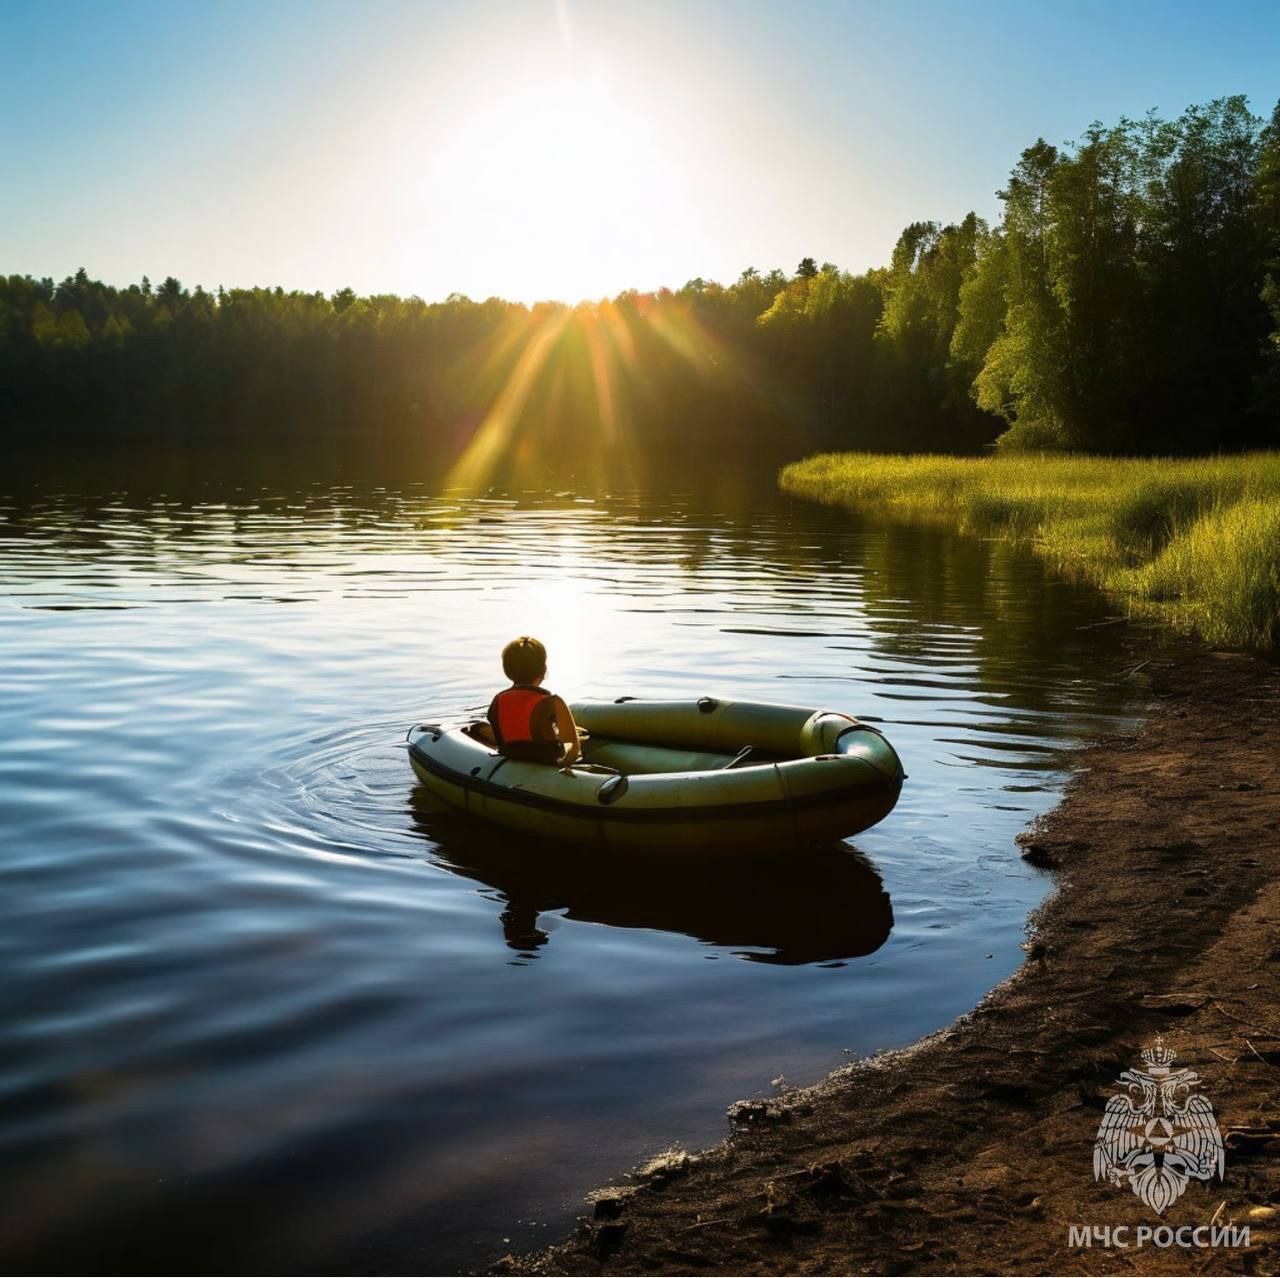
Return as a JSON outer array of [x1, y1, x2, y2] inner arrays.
[[413, 793, 893, 966], [0, 451, 1169, 1273]]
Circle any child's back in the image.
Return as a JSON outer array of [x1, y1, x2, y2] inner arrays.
[[486, 636, 582, 769]]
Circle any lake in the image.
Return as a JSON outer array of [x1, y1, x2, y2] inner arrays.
[[0, 460, 1159, 1272]]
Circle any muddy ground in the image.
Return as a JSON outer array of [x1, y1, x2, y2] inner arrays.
[[504, 650, 1280, 1276]]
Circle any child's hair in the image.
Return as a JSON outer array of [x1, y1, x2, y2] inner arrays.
[[502, 635, 547, 683]]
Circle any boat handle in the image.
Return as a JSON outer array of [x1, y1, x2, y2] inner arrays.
[[598, 774, 629, 804]]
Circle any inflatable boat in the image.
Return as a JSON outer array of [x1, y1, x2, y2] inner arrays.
[[406, 696, 904, 853]]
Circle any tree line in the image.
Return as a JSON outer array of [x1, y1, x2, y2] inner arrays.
[[3, 95, 1278, 460]]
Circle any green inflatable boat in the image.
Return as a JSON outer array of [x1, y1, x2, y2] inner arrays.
[[406, 696, 904, 853]]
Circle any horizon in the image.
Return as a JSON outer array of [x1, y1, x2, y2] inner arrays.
[[4, 0, 1279, 306]]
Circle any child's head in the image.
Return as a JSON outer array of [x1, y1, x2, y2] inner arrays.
[[502, 635, 547, 685]]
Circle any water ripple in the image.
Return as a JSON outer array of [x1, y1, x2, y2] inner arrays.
[[0, 475, 1161, 1272]]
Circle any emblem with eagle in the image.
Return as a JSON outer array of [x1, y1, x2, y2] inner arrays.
[[1094, 1037, 1224, 1215]]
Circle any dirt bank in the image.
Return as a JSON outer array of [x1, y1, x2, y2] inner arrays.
[[504, 650, 1280, 1276]]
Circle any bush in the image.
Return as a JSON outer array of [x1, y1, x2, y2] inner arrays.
[[1139, 500, 1280, 648], [993, 419, 1069, 453], [1109, 480, 1227, 560]]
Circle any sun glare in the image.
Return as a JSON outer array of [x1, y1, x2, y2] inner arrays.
[[502, 570, 598, 690], [419, 51, 691, 304]]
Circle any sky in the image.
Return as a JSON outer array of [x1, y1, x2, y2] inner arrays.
[[2, 0, 1278, 305]]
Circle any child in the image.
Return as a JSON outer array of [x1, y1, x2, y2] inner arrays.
[[486, 636, 583, 771]]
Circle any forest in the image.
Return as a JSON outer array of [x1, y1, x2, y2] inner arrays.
[[3, 96, 1279, 463]]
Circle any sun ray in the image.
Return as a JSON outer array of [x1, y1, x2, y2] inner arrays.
[[579, 310, 617, 445], [443, 308, 572, 492]]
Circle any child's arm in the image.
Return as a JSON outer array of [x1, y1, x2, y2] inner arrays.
[[552, 696, 582, 771]]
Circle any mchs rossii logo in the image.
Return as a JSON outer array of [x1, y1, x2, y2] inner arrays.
[[1093, 1036, 1224, 1214], [1067, 1038, 1249, 1253]]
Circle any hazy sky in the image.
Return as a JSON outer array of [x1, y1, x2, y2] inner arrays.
[[3, 0, 1278, 303]]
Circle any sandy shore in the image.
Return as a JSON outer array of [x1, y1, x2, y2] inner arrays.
[[504, 649, 1280, 1276]]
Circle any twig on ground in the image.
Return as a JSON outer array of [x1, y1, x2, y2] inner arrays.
[[677, 1217, 735, 1234], [1213, 1002, 1280, 1038], [1243, 1039, 1276, 1067]]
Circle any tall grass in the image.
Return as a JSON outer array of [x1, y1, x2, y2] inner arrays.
[[780, 452, 1280, 650]]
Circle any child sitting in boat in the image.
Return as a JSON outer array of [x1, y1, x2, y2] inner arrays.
[[482, 635, 583, 771]]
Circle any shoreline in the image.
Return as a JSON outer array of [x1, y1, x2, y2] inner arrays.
[[506, 648, 1280, 1276], [779, 453, 1280, 652]]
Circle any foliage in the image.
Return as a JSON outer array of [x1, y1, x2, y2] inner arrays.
[[3, 97, 1280, 460], [963, 98, 1278, 451]]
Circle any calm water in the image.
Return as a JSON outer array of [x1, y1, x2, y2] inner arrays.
[[0, 465, 1158, 1272]]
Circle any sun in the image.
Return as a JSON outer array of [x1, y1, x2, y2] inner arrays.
[[415, 49, 690, 303]]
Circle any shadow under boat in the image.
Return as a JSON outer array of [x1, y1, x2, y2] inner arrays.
[[407, 785, 894, 965]]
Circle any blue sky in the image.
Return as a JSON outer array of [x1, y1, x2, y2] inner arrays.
[[2, 0, 1277, 303]]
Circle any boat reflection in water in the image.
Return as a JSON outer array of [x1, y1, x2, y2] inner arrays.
[[409, 786, 893, 966]]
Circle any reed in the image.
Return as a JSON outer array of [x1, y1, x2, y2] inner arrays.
[[780, 452, 1280, 650]]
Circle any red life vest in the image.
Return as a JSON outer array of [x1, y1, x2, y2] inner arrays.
[[487, 685, 561, 762]]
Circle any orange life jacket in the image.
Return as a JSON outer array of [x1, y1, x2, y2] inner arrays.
[[487, 685, 561, 762]]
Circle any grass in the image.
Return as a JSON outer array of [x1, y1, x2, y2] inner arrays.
[[780, 452, 1280, 651]]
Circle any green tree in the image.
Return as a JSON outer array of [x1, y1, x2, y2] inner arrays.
[[972, 139, 1068, 446], [1256, 101, 1280, 422]]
